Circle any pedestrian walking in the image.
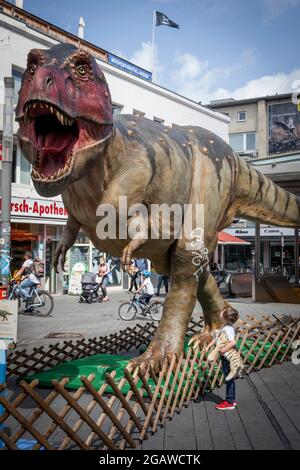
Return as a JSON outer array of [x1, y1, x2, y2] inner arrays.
[[135, 258, 150, 287], [128, 259, 139, 293], [98, 257, 110, 302], [155, 275, 169, 296]]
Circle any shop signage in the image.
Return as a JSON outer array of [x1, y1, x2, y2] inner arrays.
[[0, 196, 68, 221], [225, 227, 299, 237], [69, 262, 87, 295], [107, 54, 152, 81], [0, 300, 18, 348]]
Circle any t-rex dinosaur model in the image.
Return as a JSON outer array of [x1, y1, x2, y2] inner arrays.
[[16, 44, 300, 370]]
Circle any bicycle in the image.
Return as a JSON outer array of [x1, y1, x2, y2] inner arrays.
[[7, 280, 54, 317], [118, 293, 163, 321]]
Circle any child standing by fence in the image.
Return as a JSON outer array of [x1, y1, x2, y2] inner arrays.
[[204, 308, 243, 410]]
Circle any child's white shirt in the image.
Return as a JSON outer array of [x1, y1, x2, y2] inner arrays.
[[222, 325, 235, 342], [143, 278, 154, 295]]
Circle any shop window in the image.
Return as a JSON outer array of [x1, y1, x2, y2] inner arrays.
[[12, 68, 24, 106], [20, 148, 31, 185], [133, 109, 145, 118], [246, 133, 256, 153], [153, 116, 165, 125], [229, 132, 257, 156], [237, 111, 246, 122], [229, 133, 244, 152], [0, 136, 17, 182], [112, 103, 123, 115]]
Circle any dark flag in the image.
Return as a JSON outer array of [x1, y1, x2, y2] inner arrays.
[[156, 11, 179, 29]]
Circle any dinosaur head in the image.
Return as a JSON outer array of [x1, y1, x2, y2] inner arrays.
[[16, 43, 113, 197]]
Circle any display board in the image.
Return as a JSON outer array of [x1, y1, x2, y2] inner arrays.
[[0, 300, 18, 349], [269, 101, 300, 155]]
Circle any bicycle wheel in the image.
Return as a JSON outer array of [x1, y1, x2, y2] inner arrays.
[[149, 301, 164, 321], [31, 290, 54, 317], [118, 302, 138, 321]]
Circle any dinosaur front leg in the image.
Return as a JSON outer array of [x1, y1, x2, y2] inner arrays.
[[189, 271, 238, 349], [121, 238, 147, 271], [54, 215, 81, 272], [121, 212, 149, 270], [129, 247, 198, 372]]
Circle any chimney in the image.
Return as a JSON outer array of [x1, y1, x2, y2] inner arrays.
[[78, 17, 85, 39], [15, 0, 24, 8]]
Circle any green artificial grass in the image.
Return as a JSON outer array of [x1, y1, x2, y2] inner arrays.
[[23, 336, 288, 395]]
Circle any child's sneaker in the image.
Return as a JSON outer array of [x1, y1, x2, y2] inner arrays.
[[215, 400, 236, 410], [219, 398, 237, 406]]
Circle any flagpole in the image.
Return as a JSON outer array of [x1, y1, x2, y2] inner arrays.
[[151, 9, 156, 79]]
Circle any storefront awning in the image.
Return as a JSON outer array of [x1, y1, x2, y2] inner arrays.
[[218, 231, 250, 245]]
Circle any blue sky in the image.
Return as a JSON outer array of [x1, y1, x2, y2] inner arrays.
[[13, 0, 300, 103]]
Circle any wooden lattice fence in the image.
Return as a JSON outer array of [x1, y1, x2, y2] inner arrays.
[[0, 315, 299, 450]]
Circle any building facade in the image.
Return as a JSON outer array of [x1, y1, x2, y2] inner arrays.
[[0, 0, 229, 293], [209, 94, 300, 275]]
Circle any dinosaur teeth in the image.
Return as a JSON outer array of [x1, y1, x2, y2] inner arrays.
[[23, 101, 75, 127], [31, 148, 74, 181]]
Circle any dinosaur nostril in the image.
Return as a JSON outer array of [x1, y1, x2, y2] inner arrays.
[[46, 76, 53, 89]]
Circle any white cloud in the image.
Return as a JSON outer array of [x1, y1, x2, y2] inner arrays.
[[263, 0, 300, 19], [174, 53, 208, 81], [170, 47, 300, 104], [171, 51, 241, 104], [129, 41, 164, 82], [212, 69, 300, 101], [115, 40, 298, 106]]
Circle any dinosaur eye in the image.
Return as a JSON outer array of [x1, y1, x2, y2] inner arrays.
[[28, 64, 37, 76], [76, 63, 88, 78]]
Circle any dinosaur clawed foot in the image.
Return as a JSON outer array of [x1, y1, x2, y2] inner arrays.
[[188, 329, 216, 350], [127, 341, 178, 374]]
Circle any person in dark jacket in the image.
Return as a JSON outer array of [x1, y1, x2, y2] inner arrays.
[[156, 275, 169, 296]]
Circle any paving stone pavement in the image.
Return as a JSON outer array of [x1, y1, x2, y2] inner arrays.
[[140, 362, 300, 450], [16, 288, 300, 348], [7, 289, 300, 450]]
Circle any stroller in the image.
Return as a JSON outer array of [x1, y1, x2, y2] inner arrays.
[[79, 272, 103, 304]]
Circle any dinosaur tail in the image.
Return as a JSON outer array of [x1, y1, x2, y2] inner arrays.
[[235, 157, 300, 228]]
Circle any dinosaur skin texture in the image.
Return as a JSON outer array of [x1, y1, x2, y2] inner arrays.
[[16, 44, 300, 371]]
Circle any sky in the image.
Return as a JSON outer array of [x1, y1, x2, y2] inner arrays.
[[11, 0, 300, 104]]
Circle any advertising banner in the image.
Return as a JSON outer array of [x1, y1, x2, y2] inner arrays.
[[269, 101, 300, 155]]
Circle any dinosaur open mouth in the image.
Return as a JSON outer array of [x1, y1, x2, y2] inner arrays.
[[21, 100, 111, 182], [33, 106, 78, 180]]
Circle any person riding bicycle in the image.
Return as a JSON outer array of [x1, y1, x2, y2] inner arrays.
[[135, 270, 154, 306], [13, 251, 42, 310]]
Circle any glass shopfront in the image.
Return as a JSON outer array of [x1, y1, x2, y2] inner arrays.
[[64, 232, 122, 294], [10, 222, 64, 293]]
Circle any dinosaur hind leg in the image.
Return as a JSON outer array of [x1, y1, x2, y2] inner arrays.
[[129, 245, 198, 372], [189, 271, 239, 349]]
